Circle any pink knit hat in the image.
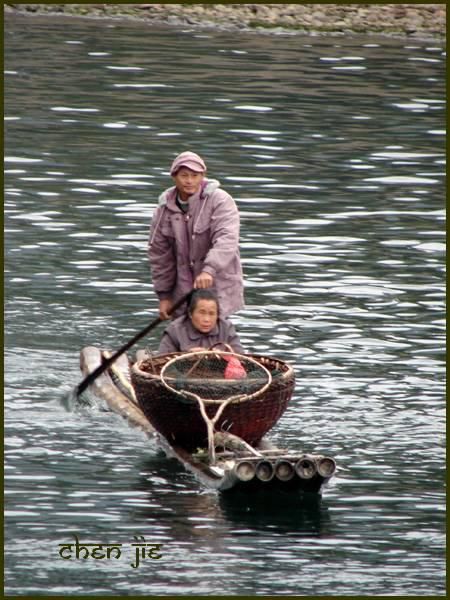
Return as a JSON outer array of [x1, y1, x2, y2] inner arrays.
[[170, 151, 207, 176]]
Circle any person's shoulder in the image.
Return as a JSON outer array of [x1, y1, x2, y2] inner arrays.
[[218, 316, 235, 329], [203, 179, 231, 200], [204, 182, 236, 212], [161, 316, 181, 337], [165, 315, 186, 330], [157, 186, 177, 209]]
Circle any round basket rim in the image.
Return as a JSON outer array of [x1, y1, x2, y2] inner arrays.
[[130, 352, 295, 404], [132, 351, 294, 378], [130, 352, 295, 396], [131, 351, 295, 406]]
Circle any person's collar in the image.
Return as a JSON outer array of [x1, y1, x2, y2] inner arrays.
[[176, 193, 189, 213]]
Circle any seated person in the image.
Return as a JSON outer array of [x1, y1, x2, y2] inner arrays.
[[158, 289, 244, 354]]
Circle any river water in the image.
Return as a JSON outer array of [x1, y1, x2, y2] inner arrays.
[[4, 13, 446, 597]]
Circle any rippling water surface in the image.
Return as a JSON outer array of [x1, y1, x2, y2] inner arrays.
[[4, 14, 446, 596]]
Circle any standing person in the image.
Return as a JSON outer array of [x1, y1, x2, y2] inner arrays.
[[158, 289, 244, 354], [148, 151, 244, 320]]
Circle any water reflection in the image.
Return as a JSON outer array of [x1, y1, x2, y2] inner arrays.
[[219, 490, 329, 536]]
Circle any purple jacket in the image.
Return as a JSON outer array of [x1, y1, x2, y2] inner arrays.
[[148, 179, 244, 318], [158, 315, 244, 354]]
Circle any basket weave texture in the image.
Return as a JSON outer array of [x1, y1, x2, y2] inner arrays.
[[131, 353, 295, 451]]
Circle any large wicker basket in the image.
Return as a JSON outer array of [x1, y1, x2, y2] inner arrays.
[[131, 353, 295, 451]]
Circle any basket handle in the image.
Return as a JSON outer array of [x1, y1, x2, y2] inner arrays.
[[208, 342, 234, 353]]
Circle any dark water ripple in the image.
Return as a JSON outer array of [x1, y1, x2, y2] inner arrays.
[[4, 14, 445, 596]]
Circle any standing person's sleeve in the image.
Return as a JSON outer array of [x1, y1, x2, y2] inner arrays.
[[201, 193, 240, 279], [148, 207, 176, 300]]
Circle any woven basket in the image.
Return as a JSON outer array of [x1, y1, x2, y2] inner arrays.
[[131, 353, 295, 451]]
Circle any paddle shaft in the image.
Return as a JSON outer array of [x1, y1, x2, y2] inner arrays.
[[76, 290, 193, 397]]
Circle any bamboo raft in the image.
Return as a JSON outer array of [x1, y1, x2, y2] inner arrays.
[[79, 346, 336, 493]]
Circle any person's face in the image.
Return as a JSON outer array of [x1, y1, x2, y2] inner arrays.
[[190, 299, 218, 334], [173, 167, 204, 200]]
